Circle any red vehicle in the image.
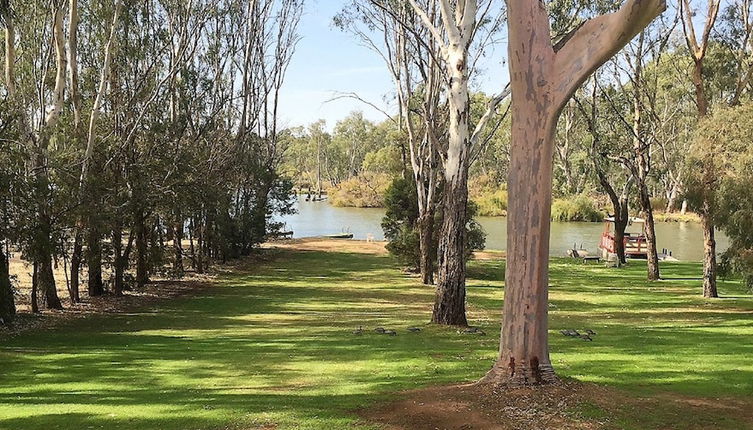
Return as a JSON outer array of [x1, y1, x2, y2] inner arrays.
[[599, 217, 649, 260]]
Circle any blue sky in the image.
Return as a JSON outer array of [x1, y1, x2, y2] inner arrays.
[[277, 0, 509, 131]]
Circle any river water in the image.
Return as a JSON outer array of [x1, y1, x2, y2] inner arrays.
[[278, 199, 728, 261]]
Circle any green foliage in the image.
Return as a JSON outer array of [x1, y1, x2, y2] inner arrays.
[[381, 178, 485, 270], [382, 177, 420, 267], [328, 173, 392, 208], [692, 103, 753, 290], [551, 194, 604, 222], [469, 174, 507, 217]]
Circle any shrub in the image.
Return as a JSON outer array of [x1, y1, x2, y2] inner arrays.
[[551, 194, 604, 222], [381, 177, 485, 271], [328, 173, 392, 208]]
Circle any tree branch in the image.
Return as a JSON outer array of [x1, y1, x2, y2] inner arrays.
[[470, 83, 510, 145], [552, 0, 666, 109]]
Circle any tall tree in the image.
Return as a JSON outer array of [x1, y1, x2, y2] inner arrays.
[[681, 0, 722, 297], [482, 0, 665, 385]]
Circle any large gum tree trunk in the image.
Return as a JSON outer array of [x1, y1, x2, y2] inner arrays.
[[681, 0, 720, 296], [433, 172, 469, 326], [481, 0, 665, 386], [490, 111, 559, 385]]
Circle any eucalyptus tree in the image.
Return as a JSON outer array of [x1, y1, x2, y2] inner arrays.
[[575, 78, 634, 266], [681, 0, 722, 297], [482, 0, 665, 386], [6, 0, 71, 310], [335, 0, 444, 285]]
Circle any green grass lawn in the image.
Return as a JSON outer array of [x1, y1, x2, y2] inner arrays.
[[1, 247, 752, 429]]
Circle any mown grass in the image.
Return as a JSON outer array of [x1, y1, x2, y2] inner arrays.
[[1, 248, 752, 429]]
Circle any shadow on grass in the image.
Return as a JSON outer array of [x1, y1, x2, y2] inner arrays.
[[0, 249, 752, 429]]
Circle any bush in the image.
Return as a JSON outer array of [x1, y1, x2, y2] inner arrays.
[[328, 173, 392, 208], [381, 177, 485, 271], [551, 194, 604, 222]]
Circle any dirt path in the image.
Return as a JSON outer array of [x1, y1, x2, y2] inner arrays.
[[359, 381, 753, 430]]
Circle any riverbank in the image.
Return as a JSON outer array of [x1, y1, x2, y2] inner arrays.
[[279, 200, 728, 260], [1, 238, 752, 429]]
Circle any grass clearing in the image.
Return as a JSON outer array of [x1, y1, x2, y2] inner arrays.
[[1, 241, 752, 429]]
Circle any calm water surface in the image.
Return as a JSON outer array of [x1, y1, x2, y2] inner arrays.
[[278, 199, 728, 261]]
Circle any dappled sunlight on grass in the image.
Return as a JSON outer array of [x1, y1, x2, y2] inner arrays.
[[1, 249, 752, 429]]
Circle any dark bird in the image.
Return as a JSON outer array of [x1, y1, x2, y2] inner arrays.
[[407, 327, 421, 333]]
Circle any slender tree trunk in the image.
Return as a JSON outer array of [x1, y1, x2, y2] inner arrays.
[[196, 212, 205, 274], [4, 22, 15, 97], [135, 209, 149, 288], [418, 212, 435, 285], [615, 196, 629, 265], [0, 244, 15, 325], [87, 223, 104, 296], [31, 261, 39, 313], [69, 234, 82, 302], [173, 217, 184, 275], [638, 183, 661, 280], [112, 227, 124, 296], [701, 210, 718, 298]]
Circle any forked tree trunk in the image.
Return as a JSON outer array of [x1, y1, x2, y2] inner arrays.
[[481, 0, 665, 386]]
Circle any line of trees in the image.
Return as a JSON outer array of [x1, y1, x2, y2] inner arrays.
[[0, 0, 302, 326]]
